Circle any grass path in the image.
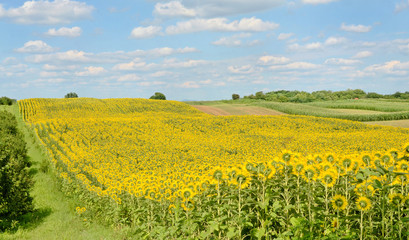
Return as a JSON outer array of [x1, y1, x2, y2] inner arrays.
[[0, 105, 120, 240]]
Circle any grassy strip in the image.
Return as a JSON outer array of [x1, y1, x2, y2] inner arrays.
[[306, 99, 409, 112], [0, 105, 120, 240]]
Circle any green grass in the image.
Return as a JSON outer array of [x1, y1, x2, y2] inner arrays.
[[0, 105, 122, 240], [186, 99, 409, 122]]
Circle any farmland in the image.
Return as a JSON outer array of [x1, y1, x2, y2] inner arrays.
[[187, 99, 409, 125], [7, 98, 408, 239]]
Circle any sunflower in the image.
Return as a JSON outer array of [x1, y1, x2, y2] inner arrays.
[[321, 169, 337, 187], [211, 166, 224, 181], [182, 187, 194, 200], [331, 194, 347, 211], [356, 196, 371, 212], [389, 193, 404, 207]]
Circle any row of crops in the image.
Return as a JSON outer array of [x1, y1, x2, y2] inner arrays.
[[246, 99, 409, 121], [19, 98, 409, 239]]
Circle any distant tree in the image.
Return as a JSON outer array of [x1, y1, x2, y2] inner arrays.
[[366, 92, 383, 98], [0, 97, 13, 105], [150, 92, 166, 100], [232, 94, 240, 100], [65, 92, 78, 98], [255, 91, 265, 100]]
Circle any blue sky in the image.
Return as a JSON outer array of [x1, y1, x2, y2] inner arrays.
[[0, 0, 409, 100]]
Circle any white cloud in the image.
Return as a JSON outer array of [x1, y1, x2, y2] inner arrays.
[[324, 58, 361, 65], [258, 56, 290, 65], [45, 26, 82, 37], [113, 58, 155, 71], [364, 60, 409, 75], [212, 33, 258, 47], [118, 74, 141, 82], [228, 65, 256, 74], [150, 71, 175, 77], [302, 0, 338, 4], [130, 26, 163, 39], [180, 0, 284, 18], [324, 36, 347, 45], [166, 17, 279, 34], [76, 66, 106, 76], [26, 50, 92, 63], [277, 33, 294, 40], [352, 51, 373, 59], [162, 59, 207, 68], [288, 42, 323, 51], [340, 23, 372, 33], [180, 81, 200, 88], [270, 61, 320, 70], [0, 0, 94, 25], [395, 0, 409, 12], [16, 40, 56, 53], [154, 1, 196, 17]]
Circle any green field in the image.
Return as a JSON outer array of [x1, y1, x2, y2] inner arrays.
[[186, 99, 409, 123]]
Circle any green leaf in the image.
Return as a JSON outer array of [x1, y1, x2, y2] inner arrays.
[[226, 227, 237, 238]]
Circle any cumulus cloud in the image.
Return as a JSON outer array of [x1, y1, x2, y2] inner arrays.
[[228, 65, 256, 74], [76, 66, 106, 76], [352, 51, 373, 59], [277, 33, 294, 40], [15, 40, 57, 53], [0, 0, 94, 25], [45, 26, 82, 37], [270, 61, 320, 70], [288, 42, 323, 51], [395, 0, 409, 12], [258, 55, 290, 65], [154, 1, 196, 17], [180, 81, 200, 88], [302, 0, 339, 4], [364, 60, 409, 75], [26, 50, 92, 63], [113, 58, 156, 71], [117, 74, 141, 82], [166, 17, 279, 34], [324, 58, 361, 65], [177, 0, 284, 18], [324, 36, 347, 45], [212, 33, 259, 47], [130, 26, 163, 39], [340, 23, 372, 33]]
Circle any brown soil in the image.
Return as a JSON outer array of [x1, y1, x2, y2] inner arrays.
[[191, 105, 285, 116]]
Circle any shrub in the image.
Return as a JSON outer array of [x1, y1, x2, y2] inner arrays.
[[0, 111, 33, 222]]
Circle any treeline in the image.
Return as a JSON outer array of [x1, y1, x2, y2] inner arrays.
[[0, 111, 33, 229], [0, 97, 15, 105], [243, 89, 409, 103]]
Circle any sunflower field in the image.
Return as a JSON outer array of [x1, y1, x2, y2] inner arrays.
[[19, 98, 409, 239]]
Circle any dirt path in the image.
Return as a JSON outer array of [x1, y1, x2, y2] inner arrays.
[[191, 105, 285, 116]]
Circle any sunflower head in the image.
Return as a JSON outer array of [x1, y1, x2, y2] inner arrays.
[[389, 193, 404, 207], [326, 154, 335, 163], [331, 194, 347, 211], [212, 167, 224, 181], [362, 155, 371, 166], [356, 196, 371, 212]]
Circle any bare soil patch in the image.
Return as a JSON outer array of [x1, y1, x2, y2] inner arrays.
[[191, 105, 232, 116], [192, 105, 285, 116]]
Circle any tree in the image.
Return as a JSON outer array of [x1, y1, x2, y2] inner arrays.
[[150, 92, 166, 100], [0, 97, 13, 105], [232, 94, 240, 100], [65, 92, 78, 98]]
